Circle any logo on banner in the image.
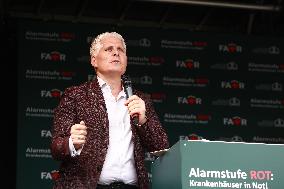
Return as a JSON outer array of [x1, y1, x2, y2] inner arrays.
[[25, 31, 75, 42], [253, 136, 284, 143], [41, 130, 52, 138], [219, 43, 242, 53], [41, 170, 60, 180], [26, 147, 52, 158], [211, 61, 238, 71], [180, 133, 204, 141], [41, 172, 52, 180], [163, 76, 209, 87], [25, 69, 75, 80], [161, 40, 207, 50], [149, 56, 164, 66], [212, 97, 240, 107], [188, 168, 274, 188], [258, 118, 284, 128], [25, 107, 54, 118], [255, 82, 283, 92], [248, 62, 284, 73], [226, 61, 238, 70], [252, 46, 280, 55], [148, 92, 166, 103], [216, 135, 243, 142], [223, 116, 247, 126], [41, 89, 63, 98], [126, 38, 151, 47], [140, 76, 152, 84], [176, 59, 200, 69], [131, 76, 153, 85], [164, 113, 211, 124], [221, 80, 245, 89], [274, 118, 284, 127], [178, 95, 202, 105], [272, 82, 283, 91], [41, 51, 66, 61], [139, 38, 151, 47], [128, 56, 164, 66], [250, 98, 284, 109]]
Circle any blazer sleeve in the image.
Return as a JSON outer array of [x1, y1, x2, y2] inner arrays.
[[136, 92, 170, 152], [50, 87, 77, 161]]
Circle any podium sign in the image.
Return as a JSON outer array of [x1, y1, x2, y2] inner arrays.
[[151, 140, 284, 189]]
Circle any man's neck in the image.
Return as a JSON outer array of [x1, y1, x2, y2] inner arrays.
[[97, 74, 123, 98]]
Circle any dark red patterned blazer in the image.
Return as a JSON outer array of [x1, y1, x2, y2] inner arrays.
[[50, 78, 169, 189]]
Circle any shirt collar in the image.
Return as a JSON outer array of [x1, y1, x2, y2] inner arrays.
[[97, 76, 126, 98], [97, 76, 107, 88]]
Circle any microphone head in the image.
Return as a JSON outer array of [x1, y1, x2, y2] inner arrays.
[[121, 74, 132, 87]]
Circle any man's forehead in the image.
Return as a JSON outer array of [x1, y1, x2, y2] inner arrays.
[[102, 39, 124, 47]]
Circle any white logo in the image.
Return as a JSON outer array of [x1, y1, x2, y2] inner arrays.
[[274, 118, 284, 127], [231, 136, 243, 142], [41, 130, 52, 137], [269, 46, 280, 54], [140, 76, 152, 84], [41, 172, 52, 179], [272, 82, 282, 91], [227, 62, 238, 70], [229, 97, 240, 106], [139, 38, 151, 47]]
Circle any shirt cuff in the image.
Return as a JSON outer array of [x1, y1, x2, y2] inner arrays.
[[69, 137, 83, 157]]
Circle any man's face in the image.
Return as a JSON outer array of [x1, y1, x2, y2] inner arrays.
[[91, 36, 127, 77]]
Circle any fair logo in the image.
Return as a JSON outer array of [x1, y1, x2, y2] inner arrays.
[[41, 89, 63, 98], [180, 133, 203, 140], [41, 170, 60, 180], [177, 95, 202, 105], [41, 130, 52, 138], [176, 59, 200, 69], [221, 80, 245, 89], [41, 51, 66, 61], [223, 116, 247, 126], [41, 172, 52, 180], [219, 43, 242, 53]]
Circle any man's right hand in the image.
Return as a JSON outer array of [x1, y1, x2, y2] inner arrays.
[[70, 121, 87, 150]]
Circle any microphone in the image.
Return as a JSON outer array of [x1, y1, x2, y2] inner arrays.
[[121, 74, 139, 126]]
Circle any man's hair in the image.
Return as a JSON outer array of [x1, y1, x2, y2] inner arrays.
[[90, 32, 126, 57]]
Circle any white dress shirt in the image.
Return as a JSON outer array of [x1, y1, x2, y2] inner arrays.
[[69, 76, 137, 185]]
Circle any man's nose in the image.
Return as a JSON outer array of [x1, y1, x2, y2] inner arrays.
[[113, 49, 119, 56]]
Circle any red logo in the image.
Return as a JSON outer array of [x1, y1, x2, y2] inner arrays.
[[51, 170, 60, 181]]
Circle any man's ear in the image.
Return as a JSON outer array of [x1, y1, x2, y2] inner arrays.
[[91, 56, 97, 68]]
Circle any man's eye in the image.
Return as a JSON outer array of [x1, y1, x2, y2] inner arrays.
[[118, 48, 124, 52]]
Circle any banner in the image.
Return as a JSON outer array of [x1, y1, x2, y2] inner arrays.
[[17, 19, 284, 188]]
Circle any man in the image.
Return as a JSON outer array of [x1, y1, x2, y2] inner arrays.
[[50, 32, 169, 189]]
